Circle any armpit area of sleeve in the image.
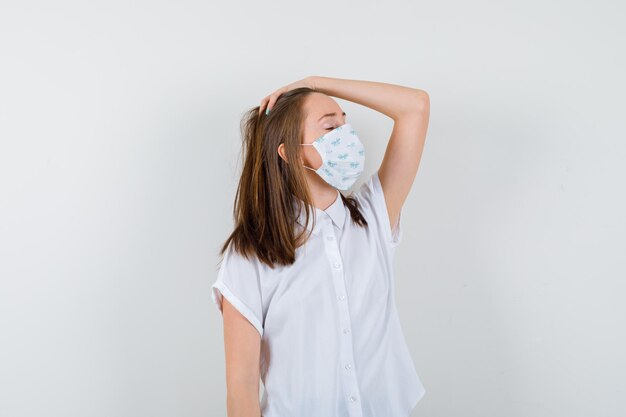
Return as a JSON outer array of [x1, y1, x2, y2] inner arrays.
[[211, 281, 264, 337], [372, 170, 403, 248]]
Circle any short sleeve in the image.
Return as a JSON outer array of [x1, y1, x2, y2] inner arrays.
[[211, 244, 264, 337], [353, 169, 403, 249]]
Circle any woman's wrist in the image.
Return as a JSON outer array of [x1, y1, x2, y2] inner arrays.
[[306, 76, 319, 91]]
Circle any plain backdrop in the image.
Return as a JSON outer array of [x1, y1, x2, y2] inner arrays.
[[1, 1, 625, 416]]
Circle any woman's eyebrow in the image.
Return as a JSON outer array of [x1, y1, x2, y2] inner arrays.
[[318, 111, 347, 122]]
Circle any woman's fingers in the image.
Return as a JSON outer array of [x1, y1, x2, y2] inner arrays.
[[265, 90, 282, 113], [258, 96, 270, 115], [259, 86, 290, 115], [258, 78, 312, 116], [266, 93, 279, 113]]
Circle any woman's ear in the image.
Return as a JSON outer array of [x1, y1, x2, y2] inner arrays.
[[277, 142, 288, 163]]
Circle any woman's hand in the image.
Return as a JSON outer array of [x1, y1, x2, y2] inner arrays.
[[258, 76, 316, 116]]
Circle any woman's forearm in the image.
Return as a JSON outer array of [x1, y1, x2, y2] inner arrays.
[[226, 383, 261, 417], [308, 76, 428, 121]]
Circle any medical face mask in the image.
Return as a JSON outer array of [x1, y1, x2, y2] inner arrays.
[[299, 123, 365, 191]]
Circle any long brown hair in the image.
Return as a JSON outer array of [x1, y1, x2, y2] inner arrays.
[[218, 87, 368, 269]]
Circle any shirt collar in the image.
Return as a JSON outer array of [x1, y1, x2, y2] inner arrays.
[[293, 190, 346, 235]]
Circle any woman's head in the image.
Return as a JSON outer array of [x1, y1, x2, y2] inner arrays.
[[278, 91, 347, 175], [218, 87, 367, 268]]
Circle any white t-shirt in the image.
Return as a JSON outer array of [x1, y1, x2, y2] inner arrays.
[[211, 169, 426, 417]]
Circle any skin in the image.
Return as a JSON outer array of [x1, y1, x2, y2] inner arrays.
[[220, 299, 262, 417], [221, 76, 430, 416]]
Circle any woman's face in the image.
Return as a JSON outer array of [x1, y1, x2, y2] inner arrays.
[[299, 93, 347, 170]]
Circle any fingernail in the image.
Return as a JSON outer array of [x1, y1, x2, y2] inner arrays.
[[266, 107, 270, 115]]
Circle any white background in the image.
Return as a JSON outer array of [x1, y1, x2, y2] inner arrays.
[[1, 1, 624, 416]]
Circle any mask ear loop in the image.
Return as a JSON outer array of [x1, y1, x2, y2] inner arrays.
[[299, 143, 318, 171]]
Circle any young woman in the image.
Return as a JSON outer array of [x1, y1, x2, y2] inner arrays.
[[211, 76, 430, 417]]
